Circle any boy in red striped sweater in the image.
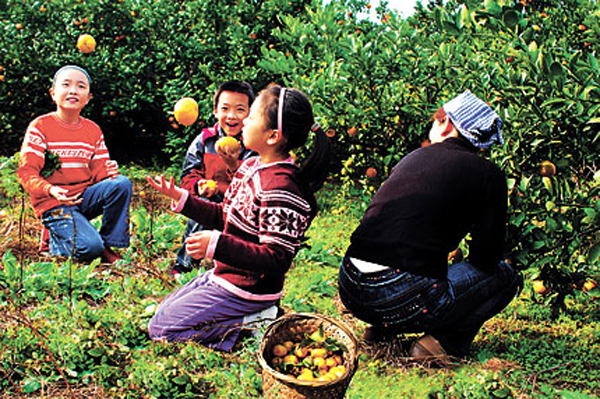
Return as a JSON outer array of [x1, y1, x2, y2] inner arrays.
[[17, 65, 132, 263]]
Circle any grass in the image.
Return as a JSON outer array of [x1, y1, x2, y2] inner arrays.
[[0, 165, 599, 398]]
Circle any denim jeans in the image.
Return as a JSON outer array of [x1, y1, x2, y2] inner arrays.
[[175, 194, 223, 269], [338, 256, 522, 356], [175, 219, 203, 269], [41, 175, 132, 261]]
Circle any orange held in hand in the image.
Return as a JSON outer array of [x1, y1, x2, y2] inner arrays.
[[174, 97, 199, 126], [200, 180, 217, 191], [216, 136, 240, 153], [77, 34, 96, 54]]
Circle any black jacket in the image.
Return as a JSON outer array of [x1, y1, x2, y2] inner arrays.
[[347, 136, 507, 279]]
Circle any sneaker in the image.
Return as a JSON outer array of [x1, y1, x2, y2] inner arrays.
[[100, 247, 123, 264], [242, 305, 279, 337]]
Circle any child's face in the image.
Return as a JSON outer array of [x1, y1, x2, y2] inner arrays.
[[50, 68, 91, 112], [242, 96, 270, 153], [213, 91, 250, 136]]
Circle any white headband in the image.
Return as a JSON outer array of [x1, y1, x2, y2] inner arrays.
[[277, 88, 287, 135]]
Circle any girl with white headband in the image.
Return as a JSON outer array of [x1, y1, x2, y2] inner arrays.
[[145, 85, 331, 351]]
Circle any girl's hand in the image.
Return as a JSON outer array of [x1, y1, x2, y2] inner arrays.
[[145, 175, 185, 202], [216, 145, 240, 172], [185, 231, 214, 259], [49, 186, 82, 205], [105, 160, 119, 178]]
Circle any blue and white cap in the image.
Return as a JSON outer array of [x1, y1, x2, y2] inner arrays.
[[443, 90, 503, 149], [52, 65, 92, 88]]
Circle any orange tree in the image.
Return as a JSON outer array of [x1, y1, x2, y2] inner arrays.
[[0, 0, 318, 164], [259, 0, 599, 314]]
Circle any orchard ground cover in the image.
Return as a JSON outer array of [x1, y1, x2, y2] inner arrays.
[[1, 0, 599, 397], [0, 163, 598, 398]]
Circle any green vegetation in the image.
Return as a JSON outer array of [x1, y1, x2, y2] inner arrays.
[[1, 168, 599, 398], [1, 0, 599, 396]]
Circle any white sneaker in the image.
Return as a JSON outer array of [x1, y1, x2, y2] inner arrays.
[[242, 305, 279, 325], [242, 305, 279, 339]]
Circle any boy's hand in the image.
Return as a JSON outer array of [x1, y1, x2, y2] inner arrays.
[[105, 160, 119, 178], [49, 186, 82, 205], [216, 145, 240, 172], [197, 179, 218, 198], [145, 175, 185, 202], [185, 231, 214, 259]]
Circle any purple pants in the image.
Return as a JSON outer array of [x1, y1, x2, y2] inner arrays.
[[148, 271, 277, 351]]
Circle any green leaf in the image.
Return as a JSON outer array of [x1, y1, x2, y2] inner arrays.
[[588, 242, 600, 263], [22, 378, 41, 394], [484, 0, 503, 16], [542, 177, 553, 194], [459, 5, 472, 28], [173, 375, 190, 385], [502, 10, 520, 29], [548, 61, 563, 80]]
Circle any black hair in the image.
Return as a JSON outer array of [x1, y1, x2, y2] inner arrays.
[[213, 80, 255, 109], [259, 85, 331, 194]]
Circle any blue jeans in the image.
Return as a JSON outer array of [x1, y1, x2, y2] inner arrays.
[[338, 256, 522, 356], [175, 219, 204, 269], [175, 194, 223, 269], [41, 175, 132, 261]]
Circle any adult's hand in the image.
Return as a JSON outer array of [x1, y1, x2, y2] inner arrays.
[[49, 186, 82, 205], [145, 175, 186, 202]]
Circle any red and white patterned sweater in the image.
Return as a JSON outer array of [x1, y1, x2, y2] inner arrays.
[[17, 112, 111, 217], [178, 156, 317, 296]]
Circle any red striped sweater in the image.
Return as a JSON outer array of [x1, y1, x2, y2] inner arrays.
[[17, 112, 111, 217], [179, 156, 317, 295]]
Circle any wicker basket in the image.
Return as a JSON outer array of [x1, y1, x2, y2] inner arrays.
[[258, 313, 359, 399]]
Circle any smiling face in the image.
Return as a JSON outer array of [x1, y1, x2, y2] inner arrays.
[[213, 91, 250, 137], [50, 68, 91, 114]]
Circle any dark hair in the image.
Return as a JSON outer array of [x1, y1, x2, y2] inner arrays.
[[431, 107, 447, 123], [259, 85, 331, 194], [213, 80, 255, 108]]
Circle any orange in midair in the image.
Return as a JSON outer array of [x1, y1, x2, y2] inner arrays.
[[174, 97, 199, 126], [77, 34, 96, 53]]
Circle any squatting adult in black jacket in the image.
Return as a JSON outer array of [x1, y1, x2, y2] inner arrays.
[[339, 91, 522, 363]]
